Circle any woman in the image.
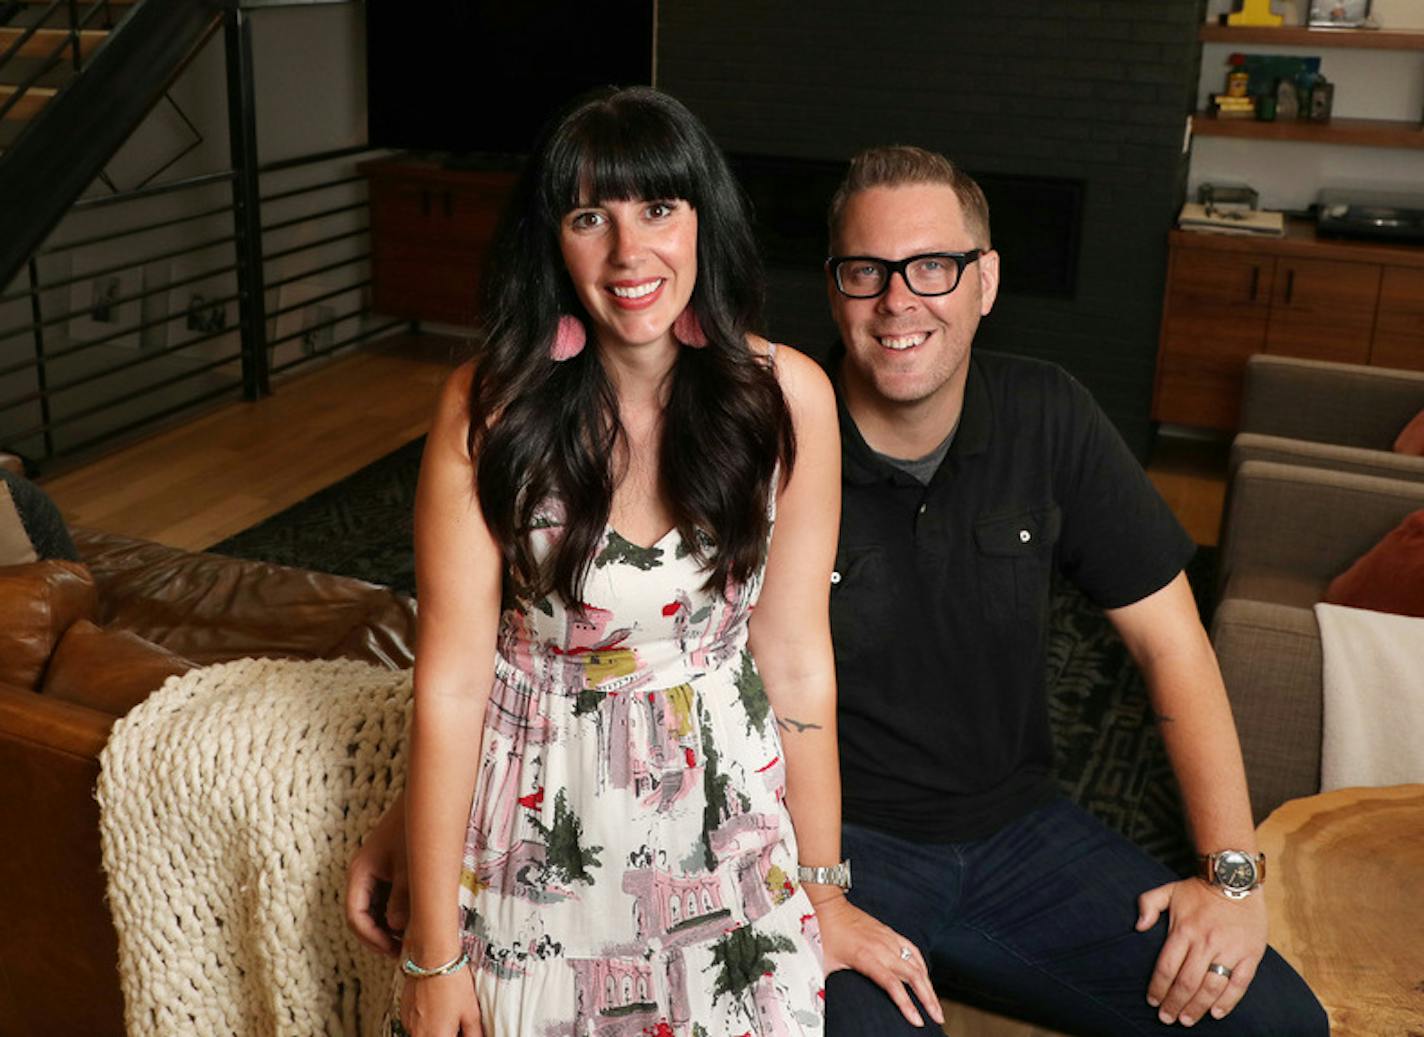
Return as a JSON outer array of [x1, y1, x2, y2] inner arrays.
[[370, 87, 929, 1037]]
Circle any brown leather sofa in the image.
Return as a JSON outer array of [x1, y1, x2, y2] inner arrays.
[[0, 527, 416, 1037]]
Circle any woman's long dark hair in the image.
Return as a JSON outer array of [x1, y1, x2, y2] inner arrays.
[[469, 87, 795, 607]]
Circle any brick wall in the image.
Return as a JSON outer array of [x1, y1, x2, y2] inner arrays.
[[658, 1, 1205, 457]]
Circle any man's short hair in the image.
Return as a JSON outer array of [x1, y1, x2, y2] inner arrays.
[[828, 145, 991, 251]]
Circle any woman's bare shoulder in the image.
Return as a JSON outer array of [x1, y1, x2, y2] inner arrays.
[[747, 337, 833, 412]]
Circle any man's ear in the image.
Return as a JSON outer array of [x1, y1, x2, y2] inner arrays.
[[978, 248, 1001, 317]]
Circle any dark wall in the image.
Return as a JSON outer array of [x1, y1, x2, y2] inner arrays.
[[658, 1, 1205, 457]]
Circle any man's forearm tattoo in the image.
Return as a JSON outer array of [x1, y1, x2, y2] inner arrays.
[[777, 716, 823, 734]]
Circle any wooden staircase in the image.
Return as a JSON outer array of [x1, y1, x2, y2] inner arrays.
[[0, 28, 107, 60], [0, 0, 133, 135]]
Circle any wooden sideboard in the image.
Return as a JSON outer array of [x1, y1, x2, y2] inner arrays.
[[358, 155, 517, 327], [1153, 221, 1424, 430]]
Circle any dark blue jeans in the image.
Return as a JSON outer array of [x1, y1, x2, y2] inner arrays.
[[827, 798, 1328, 1036]]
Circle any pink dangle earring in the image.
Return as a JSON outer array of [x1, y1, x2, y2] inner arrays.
[[673, 307, 709, 348], [549, 314, 586, 361]]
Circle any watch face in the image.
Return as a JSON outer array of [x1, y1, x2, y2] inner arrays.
[[1214, 851, 1258, 890]]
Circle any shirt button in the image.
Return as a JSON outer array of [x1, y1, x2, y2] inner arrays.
[[918, 503, 927, 515], [1019, 529, 1032, 543], [830, 571, 842, 585]]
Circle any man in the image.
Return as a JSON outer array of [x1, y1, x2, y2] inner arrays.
[[815, 147, 1323, 1035], [348, 147, 1327, 1035]]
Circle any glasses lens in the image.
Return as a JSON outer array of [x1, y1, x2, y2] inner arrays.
[[837, 260, 888, 298], [905, 255, 960, 295]]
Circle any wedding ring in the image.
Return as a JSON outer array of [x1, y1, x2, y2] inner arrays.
[[1207, 962, 1233, 979], [899, 946, 914, 962]]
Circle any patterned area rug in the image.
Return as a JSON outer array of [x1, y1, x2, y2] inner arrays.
[[212, 438, 1209, 874]]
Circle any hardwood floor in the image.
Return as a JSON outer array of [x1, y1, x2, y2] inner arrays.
[[39, 333, 1229, 552], [1147, 433, 1231, 547], [39, 332, 469, 551]]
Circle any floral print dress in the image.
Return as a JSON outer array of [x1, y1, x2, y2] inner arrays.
[[396, 501, 827, 1037]]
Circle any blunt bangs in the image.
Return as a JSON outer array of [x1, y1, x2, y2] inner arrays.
[[539, 90, 707, 219]]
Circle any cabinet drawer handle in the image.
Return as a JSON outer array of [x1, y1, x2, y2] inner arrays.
[[1249, 266, 1259, 302], [1284, 269, 1294, 304]]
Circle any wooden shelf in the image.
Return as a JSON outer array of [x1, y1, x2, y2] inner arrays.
[[1198, 24, 1424, 50], [1193, 112, 1424, 149], [1170, 217, 1424, 270]]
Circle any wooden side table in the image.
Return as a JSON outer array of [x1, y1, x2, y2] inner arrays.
[[1256, 784, 1424, 1036]]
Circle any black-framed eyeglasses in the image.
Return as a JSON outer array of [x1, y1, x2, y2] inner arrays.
[[826, 250, 983, 299]]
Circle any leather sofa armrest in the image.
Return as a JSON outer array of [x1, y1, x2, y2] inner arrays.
[[0, 685, 125, 1035], [0, 681, 114, 757], [1241, 354, 1424, 449], [1210, 598, 1322, 825]]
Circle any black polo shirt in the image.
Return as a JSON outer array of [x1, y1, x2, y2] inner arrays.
[[828, 347, 1195, 842]]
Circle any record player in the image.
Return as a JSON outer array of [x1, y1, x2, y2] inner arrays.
[[1316, 189, 1424, 244]]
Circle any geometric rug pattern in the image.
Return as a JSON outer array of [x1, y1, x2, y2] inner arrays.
[[212, 438, 1206, 874]]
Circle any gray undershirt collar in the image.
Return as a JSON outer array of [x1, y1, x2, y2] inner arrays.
[[871, 421, 958, 485]]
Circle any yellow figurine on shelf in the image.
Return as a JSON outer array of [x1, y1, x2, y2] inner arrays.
[[1227, 0, 1286, 26]]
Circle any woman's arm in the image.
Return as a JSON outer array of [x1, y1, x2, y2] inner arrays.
[[401, 361, 503, 1036], [747, 345, 941, 1029]]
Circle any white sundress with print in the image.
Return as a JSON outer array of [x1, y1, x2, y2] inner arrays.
[[391, 425, 827, 1036]]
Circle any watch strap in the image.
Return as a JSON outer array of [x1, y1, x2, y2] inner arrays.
[[797, 860, 851, 890], [1197, 850, 1266, 893]]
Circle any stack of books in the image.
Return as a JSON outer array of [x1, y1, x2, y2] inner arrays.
[[1210, 94, 1257, 119], [1178, 203, 1285, 236]]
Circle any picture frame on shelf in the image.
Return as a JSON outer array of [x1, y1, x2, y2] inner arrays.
[[166, 257, 238, 358], [67, 267, 144, 348], [1308, 0, 1370, 27], [268, 279, 363, 364]]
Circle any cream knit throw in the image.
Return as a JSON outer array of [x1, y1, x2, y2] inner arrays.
[[98, 657, 411, 1037]]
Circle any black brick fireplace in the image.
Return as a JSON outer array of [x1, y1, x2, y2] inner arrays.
[[659, 1, 1206, 457]]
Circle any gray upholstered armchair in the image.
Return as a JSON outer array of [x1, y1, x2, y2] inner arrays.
[[1211, 459, 1424, 824]]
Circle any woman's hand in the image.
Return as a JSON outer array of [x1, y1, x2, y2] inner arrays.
[[400, 968, 483, 1037], [815, 893, 945, 1029], [345, 797, 409, 957]]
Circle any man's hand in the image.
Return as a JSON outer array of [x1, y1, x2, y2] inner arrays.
[[345, 801, 410, 957], [1137, 877, 1268, 1027], [817, 894, 945, 1029]]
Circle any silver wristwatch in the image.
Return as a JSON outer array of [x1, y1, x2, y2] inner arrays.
[[797, 859, 852, 890], [1198, 849, 1266, 900]]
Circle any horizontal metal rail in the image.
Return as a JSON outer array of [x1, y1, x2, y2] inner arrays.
[[269, 318, 403, 376], [38, 201, 237, 255], [46, 377, 242, 460], [260, 199, 366, 235], [5, 351, 242, 443], [265, 277, 369, 325], [260, 224, 368, 262], [2, 133, 387, 465]]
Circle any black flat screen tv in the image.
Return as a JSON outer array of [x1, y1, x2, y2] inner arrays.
[[366, 1, 655, 159]]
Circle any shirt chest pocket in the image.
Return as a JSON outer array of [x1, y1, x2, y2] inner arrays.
[[972, 505, 1061, 625], [829, 546, 895, 674]]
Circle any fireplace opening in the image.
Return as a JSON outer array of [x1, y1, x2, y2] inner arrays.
[[729, 153, 1083, 299]]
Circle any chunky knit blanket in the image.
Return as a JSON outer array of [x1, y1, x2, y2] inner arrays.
[[98, 657, 411, 1037]]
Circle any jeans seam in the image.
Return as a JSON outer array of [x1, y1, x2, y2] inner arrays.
[[948, 918, 1163, 1037]]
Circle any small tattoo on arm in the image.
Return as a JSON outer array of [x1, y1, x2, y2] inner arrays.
[[777, 716, 823, 734], [1153, 712, 1176, 724]]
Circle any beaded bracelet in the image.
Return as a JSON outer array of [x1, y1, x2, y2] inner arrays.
[[401, 950, 470, 978]]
